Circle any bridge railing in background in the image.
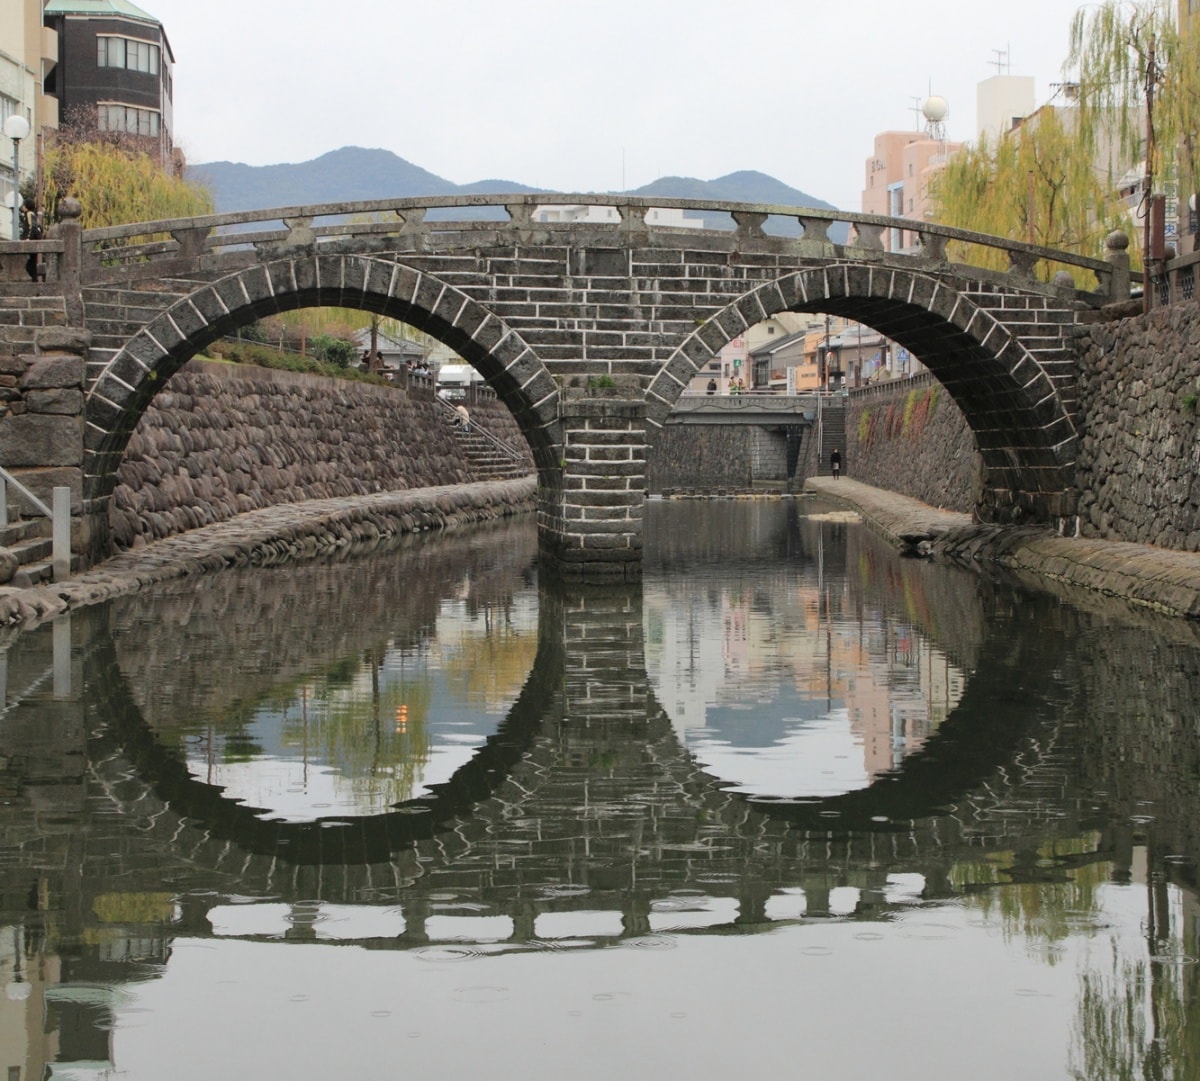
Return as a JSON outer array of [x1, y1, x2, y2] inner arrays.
[[67, 194, 1129, 304], [1148, 248, 1199, 310]]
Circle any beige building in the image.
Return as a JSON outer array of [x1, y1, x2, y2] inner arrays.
[[0, 1, 58, 237]]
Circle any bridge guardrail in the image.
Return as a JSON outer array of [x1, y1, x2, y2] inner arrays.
[[65, 194, 1130, 303], [1149, 247, 1199, 309]]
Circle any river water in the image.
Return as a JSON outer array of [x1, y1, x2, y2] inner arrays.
[[2, 498, 1200, 1080]]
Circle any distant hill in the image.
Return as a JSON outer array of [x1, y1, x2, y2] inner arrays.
[[188, 148, 841, 228], [629, 170, 843, 238]]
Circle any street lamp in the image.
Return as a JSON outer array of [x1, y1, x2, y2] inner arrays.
[[4, 113, 30, 241]]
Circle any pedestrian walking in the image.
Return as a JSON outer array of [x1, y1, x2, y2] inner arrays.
[[19, 198, 42, 282], [830, 448, 842, 479]]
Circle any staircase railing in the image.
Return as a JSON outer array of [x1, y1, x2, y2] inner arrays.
[[435, 396, 529, 464], [0, 469, 71, 581]]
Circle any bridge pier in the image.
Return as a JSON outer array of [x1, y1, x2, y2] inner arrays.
[[538, 395, 647, 583]]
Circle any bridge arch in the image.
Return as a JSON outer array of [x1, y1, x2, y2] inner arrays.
[[648, 264, 1079, 524], [83, 252, 562, 512]]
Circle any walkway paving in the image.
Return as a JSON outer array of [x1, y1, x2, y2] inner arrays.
[[805, 476, 1200, 620]]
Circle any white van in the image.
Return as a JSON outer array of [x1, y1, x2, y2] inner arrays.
[[436, 363, 483, 400]]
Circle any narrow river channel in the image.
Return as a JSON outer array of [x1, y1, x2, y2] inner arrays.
[[2, 497, 1199, 1080]]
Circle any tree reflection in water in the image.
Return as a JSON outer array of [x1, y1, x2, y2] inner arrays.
[[0, 500, 1199, 1079]]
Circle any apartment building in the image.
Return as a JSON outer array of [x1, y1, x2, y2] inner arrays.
[[0, 1, 58, 237], [43, 0, 174, 164]]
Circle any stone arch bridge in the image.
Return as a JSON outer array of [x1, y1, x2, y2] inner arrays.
[[6, 194, 1131, 579]]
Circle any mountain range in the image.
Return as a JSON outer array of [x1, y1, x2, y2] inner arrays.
[[187, 146, 842, 235]]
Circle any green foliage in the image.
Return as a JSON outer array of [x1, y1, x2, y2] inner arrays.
[[932, 108, 1132, 275], [311, 334, 358, 369], [1181, 392, 1198, 413], [42, 141, 212, 228], [213, 338, 390, 384], [930, 0, 1200, 273], [587, 375, 616, 389], [1068, 1, 1200, 206], [857, 408, 872, 443]]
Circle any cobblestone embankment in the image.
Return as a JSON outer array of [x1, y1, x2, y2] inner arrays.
[[0, 477, 536, 630], [805, 476, 1200, 620]]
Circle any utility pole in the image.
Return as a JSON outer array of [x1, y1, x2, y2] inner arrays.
[[1143, 32, 1157, 314]]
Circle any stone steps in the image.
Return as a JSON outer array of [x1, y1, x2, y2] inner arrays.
[[0, 517, 77, 588], [445, 417, 533, 480]]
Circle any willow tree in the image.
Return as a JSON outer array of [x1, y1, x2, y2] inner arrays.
[[1068, 0, 1200, 259], [40, 140, 212, 228], [932, 0, 1200, 276], [932, 104, 1131, 277]]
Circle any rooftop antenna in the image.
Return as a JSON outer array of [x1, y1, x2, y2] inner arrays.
[[921, 93, 949, 142], [990, 46, 1011, 75]]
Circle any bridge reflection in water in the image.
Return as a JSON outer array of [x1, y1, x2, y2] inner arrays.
[[2, 502, 1200, 1079]]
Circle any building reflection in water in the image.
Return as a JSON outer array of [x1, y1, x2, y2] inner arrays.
[[2, 501, 1200, 1079]]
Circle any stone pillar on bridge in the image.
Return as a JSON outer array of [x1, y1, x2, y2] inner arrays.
[[539, 393, 648, 583]]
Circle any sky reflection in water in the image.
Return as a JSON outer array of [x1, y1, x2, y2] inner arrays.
[[2, 499, 1199, 1081]]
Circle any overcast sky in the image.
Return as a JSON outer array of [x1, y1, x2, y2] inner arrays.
[[148, 0, 1091, 211]]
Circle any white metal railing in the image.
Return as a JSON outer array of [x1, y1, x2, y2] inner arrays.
[[0, 468, 71, 581]]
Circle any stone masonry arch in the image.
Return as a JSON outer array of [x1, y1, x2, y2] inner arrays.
[[647, 264, 1078, 525], [82, 253, 562, 533], [39, 195, 1124, 577]]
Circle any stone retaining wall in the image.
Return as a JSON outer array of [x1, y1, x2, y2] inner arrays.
[[1075, 304, 1200, 551], [646, 424, 802, 493], [844, 372, 977, 513], [110, 359, 532, 548]]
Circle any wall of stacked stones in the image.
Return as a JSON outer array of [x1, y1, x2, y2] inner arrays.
[[1074, 304, 1200, 551], [646, 416, 826, 493], [845, 372, 977, 513], [110, 359, 533, 548], [646, 426, 770, 493]]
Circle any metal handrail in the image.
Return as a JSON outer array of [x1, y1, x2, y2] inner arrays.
[[0, 467, 71, 581], [435, 395, 528, 462]]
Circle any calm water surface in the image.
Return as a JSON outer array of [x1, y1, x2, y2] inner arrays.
[[3, 499, 1200, 1080]]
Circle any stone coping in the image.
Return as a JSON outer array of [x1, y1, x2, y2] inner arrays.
[[0, 477, 536, 635], [805, 476, 1200, 620]]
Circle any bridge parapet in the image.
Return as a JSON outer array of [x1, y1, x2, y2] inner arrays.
[[68, 194, 1128, 304]]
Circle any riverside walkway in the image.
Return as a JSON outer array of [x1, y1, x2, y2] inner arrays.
[[1, 474, 1198, 628], [806, 476, 1200, 619]]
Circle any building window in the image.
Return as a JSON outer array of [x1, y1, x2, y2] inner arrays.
[[98, 35, 160, 75], [98, 102, 161, 137]]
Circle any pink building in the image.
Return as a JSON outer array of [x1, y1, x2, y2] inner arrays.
[[861, 127, 962, 253]]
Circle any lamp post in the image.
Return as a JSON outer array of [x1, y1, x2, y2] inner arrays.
[[4, 114, 30, 241]]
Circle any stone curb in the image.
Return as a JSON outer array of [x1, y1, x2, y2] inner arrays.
[[0, 477, 537, 632], [805, 476, 1200, 620]]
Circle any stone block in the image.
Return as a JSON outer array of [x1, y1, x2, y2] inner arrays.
[[21, 355, 84, 390], [26, 388, 83, 415], [34, 326, 90, 354], [4, 466, 83, 512], [0, 414, 83, 467]]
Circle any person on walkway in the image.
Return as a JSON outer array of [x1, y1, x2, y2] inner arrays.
[[830, 448, 842, 479], [706, 378, 717, 395], [19, 198, 42, 282], [455, 403, 470, 432]]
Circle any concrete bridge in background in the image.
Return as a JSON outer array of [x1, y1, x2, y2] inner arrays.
[[0, 193, 1133, 579]]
